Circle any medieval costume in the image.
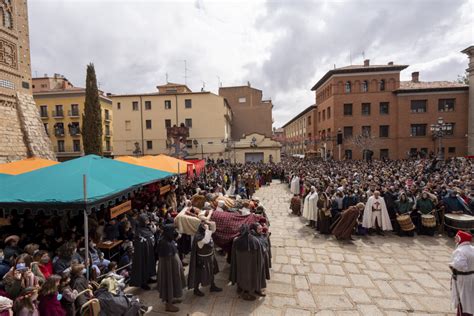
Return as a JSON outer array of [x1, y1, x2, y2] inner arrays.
[[250, 222, 271, 282], [362, 192, 393, 234], [290, 176, 300, 195], [394, 193, 415, 237], [230, 224, 266, 301], [331, 203, 365, 240], [290, 194, 301, 216], [450, 231, 474, 316], [415, 191, 437, 236], [187, 223, 222, 296], [303, 187, 318, 227], [156, 224, 186, 313], [129, 214, 156, 290], [316, 192, 332, 234]]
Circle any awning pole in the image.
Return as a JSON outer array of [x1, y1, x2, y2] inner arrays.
[[83, 174, 90, 280]]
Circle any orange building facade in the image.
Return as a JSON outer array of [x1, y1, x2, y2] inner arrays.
[[283, 60, 469, 160]]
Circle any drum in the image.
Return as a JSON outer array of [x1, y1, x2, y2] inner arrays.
[[421, 214, 436, 228], [397, 214, 415, 231], [444, 213, 474, 231]]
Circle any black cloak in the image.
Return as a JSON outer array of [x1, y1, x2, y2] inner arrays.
[[129, 214, 156, 287]]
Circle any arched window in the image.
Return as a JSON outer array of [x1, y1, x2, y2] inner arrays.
[[379, 79, 385, 91], [345, 81, 351, 93], [4, 10, 12, 29], [361, 80, 368, 92]]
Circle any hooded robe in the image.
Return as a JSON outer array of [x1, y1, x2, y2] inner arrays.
[[230, 225, 266, 293], [362, 196, 393, 231], [129, 214, 156, 287]]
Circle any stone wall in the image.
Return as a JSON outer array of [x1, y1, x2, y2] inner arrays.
[[0, 98, 28, 163]]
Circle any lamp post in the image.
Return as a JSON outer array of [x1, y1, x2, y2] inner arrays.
[[430, 117, 453, 160]]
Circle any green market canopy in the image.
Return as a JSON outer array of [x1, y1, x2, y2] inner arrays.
[[0, 155, 173, 213]]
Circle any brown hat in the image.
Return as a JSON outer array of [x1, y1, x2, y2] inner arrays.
[[4, 235, 19, 244]]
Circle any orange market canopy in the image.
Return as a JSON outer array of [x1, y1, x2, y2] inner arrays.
[[0, 157, 59, 175], [116, 155, 192, 174]]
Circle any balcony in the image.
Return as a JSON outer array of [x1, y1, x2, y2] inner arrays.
[[52, 110, 64, 118], [104, 130, 113, 137], [54, 146, 83, 157], [54, 129, 65, 137], [104, 114, 112, 122], [40, 112, 48, 119], [68, 110, 80, 118]]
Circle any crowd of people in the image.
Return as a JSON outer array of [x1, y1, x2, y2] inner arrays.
[[287, 157, 473, 239], [0, 159, 274, 314], [0, 155, 473, 315]]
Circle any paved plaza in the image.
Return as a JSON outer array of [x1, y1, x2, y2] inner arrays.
[[133, 181, 456, 315]]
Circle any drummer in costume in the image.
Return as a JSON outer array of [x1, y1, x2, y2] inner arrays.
[[415, 191, 437, 236], [395, 193, 415, 237], [449, 231, 474, 316]]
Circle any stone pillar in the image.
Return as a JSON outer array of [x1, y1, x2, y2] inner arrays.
[[462, 46, 474, 155]]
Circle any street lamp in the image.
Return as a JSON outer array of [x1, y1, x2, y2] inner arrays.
[[430, 117, 453, 160]]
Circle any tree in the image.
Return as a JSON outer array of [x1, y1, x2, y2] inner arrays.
[[348, 133, 378, 161], [82, 63, 103, 155], [456, 72, 469, 85]]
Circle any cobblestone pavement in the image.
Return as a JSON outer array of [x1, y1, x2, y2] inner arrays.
[[133, 181, 456, 315]]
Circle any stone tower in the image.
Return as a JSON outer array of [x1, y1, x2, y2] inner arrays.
[[0, 0, 55, 163], [462, 45, 474, 156]]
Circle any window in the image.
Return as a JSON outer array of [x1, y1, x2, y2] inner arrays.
[[69, 122, 81, 136], [238, 97, 246, 103], [132, 101, 139, 111], [420, 148, 428, 157], [445, 123, 455, 135], [117, 102, 121, 110], [380, 149, 389, 159], [165, 119, 172, 128], [379, 80, 385, 91], [54, 105, 64, 117], [185, 118, 192, 128], [145, 101, 152, 110], [411, 124, 427, 136], [186, 140, 193, 149], [361, 80, 368, 92], [106, 140, 111, 152], [145, 120, 152, 129], [345, 81, 351, 93], [164, 100, 172, 109], [146, 141, 153, 150], [105, 125, 111, 136], [410, 100, 427, 113], [54, 123, 65, 136], [327, 107, 331, 119], [104, 109, 110, 120], [73, 140, 81, 152], [70, 104, 79, 117], [307, 116, 311, 125], [361, 103, 371, 115], [322, 110, 326, 120], [43, 123, 49, 135], [379, 102, 389, 115], [125, 120, 131, 131], [345, 150, 352, 159], [318, 112, 321, 122], [343, 126, 353, 138], [185, 99, 192, 108], [40, 105, 48, 118], [379, 125, 389, 138], [438, 99, 455, 112], [57, 140, 65, 153], [343, 104, 353, 116], [448, 147, 456, 153], [409, 148, 417, 157], [362, 126, 371, 136]]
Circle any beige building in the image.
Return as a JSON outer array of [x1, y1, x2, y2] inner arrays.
[[33, 74, 113, 161], [111, 83, 232, 159], [233, 133, 281, 164], [0, 0, 54, 162], [219, 84, 273, 140]]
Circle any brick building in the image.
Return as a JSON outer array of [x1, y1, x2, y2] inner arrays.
[[281, 105, 316, 155], [0, 0, 55, 163], [282, 60, 469, 160], [218, 84, 273, 140]]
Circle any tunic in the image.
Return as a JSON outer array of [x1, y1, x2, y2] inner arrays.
[[188, 228, 219, 289], [317, 194, 332, 234], [450, 242, 474, 314], [290, 196, 301, 215], [332, 206, 360, 240], [129, 215, 156, 287]]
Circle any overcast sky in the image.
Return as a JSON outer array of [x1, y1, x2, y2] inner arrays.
[[29, 0, 473, 127]]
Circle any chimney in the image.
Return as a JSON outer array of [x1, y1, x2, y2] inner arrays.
[[388, 61, 394, 65], [411, 72, 419, 83], [364, 59, 370, 67]]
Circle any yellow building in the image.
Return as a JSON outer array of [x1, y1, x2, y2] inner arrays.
[[110, 83, 233, 159], [32, 74, 113, 161]]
